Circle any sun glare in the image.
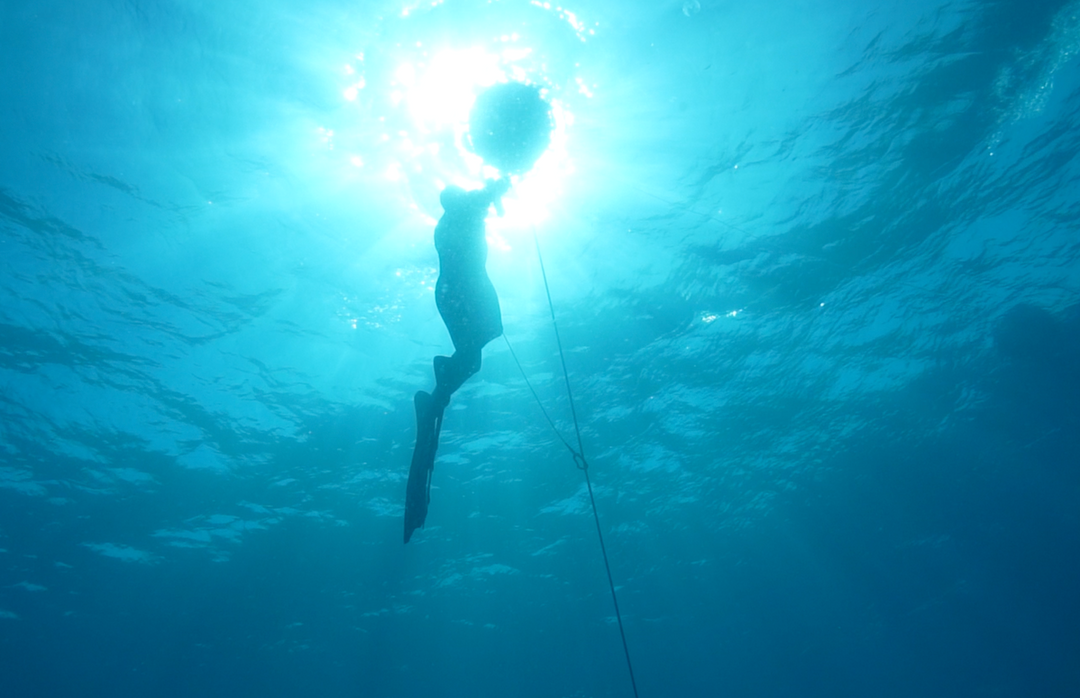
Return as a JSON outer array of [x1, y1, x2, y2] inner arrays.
[[399, 49, 504, 134], [379, 46, 573, 226], [339, 3, 595, 229]]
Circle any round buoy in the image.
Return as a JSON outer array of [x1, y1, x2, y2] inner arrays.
[[468, 82, 553, 175]]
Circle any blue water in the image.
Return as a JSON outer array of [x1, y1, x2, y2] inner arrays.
[[2, 0, 1079, 696]]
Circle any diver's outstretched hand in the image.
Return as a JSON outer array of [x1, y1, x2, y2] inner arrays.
[[484, 177, 511, 198], [484, 177, 511, 216]]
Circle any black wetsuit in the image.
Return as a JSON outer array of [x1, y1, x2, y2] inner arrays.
[[404, 179, 508, 543], [432, 184, 505, 398]]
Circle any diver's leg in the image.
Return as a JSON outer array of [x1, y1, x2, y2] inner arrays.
[[404, 390, 439, 543], [432, 348, 482, 408]]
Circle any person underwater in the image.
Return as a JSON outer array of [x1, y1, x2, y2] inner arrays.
[[404, 177, 511, 544]]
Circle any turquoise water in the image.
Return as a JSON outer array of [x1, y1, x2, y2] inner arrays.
[[2, 0, 1079, 696]]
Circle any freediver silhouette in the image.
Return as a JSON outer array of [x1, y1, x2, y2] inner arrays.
[[403, 177, 511, 543], [402, 80, 551, 544]]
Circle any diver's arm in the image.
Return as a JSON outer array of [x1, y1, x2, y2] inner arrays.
[[484, 178, 510, 216], [440, 180, 509, 220]]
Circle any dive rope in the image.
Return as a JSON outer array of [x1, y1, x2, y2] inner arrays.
[[502, 232, 640, 698]]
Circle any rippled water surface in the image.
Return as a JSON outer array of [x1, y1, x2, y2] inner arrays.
[[2, 1, 1079, 696]]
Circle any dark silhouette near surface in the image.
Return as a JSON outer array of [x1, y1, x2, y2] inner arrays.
[[404, 178, 510, 543], [469, 82, 552, 174]]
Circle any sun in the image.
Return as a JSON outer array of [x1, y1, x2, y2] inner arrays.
[[398, 48, 505, 136], [389, 47, 571, 228], [335, 3, 596, 231]]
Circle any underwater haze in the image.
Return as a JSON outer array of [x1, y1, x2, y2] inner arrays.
[[2, 0, 1080, 696]]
